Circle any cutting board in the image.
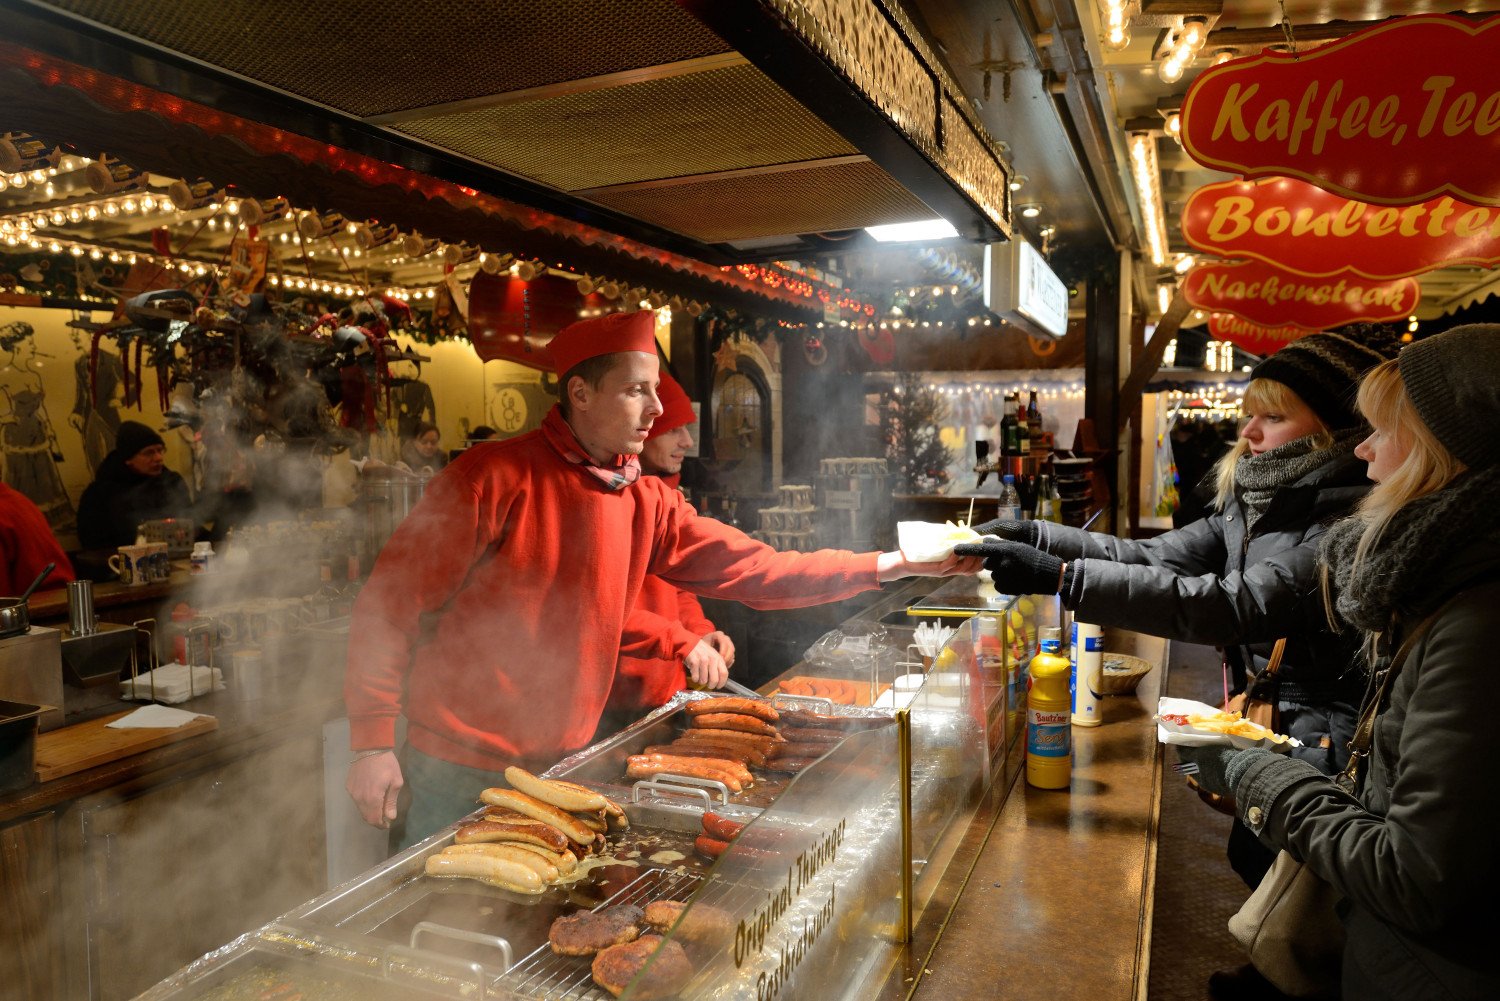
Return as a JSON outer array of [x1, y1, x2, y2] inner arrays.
[[34, 710, 218, 781]]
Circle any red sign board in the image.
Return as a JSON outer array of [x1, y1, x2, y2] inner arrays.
[[1182, 177, 1500, 279], [1181, 259, 1419, 329], [1207, 313, 1311, 356], [467, 272, 581, 370], [1181, 14, 1500, 206]]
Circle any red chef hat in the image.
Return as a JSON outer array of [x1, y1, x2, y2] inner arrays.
[[647, 371, 697, 439], [547, 310, 658, 377]]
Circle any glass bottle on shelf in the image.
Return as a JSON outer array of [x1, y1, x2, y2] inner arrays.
[[1027, 390, 1042, 449]]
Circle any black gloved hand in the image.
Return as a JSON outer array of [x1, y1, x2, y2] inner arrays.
[[968, 518, 1039, 545], [952, 539, 1068, 594]]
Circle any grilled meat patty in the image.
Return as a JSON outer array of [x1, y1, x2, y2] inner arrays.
[[547, 904, 644, 956], [591, 934, 693, 999]]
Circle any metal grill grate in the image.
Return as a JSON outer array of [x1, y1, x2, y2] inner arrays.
[[394, 64, 857, 192], [501, 869, 704, 1000], [42, 0, 732, 118], [585, 159, 935, 243]]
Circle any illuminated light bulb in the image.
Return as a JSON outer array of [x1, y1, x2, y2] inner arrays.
[[29, 169, 46, 183], [84, 205, 99, 220], [47, 241, 61, 253], [225, 200, 239, 215], [1164, 112, 1181, 137], [1009, 174, 1027, 191], [1159, 56, 1186, 84], [296, 278, 307, 289], [103, 201, 119, 217], [141, 195, 157, 212], [0, 177, 9, 192], [127, 254, 137, 264], [69, 245, 84, 256], [65, 207, 84, 223], [49, 210, 65, 225], [1020, 203, 1042, 218], [1179, 17, 1208, 53], [8, 173, 23, 188], [121, 198, 138, 213], [1175, 254, 1196, 273], [268, 276, 279, 285], [279, 233, 289, 243], [1104, 25, 1131, 51]]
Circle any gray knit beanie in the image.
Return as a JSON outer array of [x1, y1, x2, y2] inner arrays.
[[1250, 327, 1401, 430], [1398, 323, 1500, 469]]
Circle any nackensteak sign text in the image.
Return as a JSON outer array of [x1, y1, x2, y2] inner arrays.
[[1182, 259, 1419, 329], [1181, 14, 1500, 206]]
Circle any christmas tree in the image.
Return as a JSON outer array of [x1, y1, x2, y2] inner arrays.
[[881, 374, 954, 495]]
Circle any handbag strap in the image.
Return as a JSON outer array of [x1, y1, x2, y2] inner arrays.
[[1263, 637, 1288, 678]]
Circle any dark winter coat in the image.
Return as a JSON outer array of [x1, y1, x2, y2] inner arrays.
[[76, 452, 193, 550], [1229, 540, 1500, 1000], [1039, 450, 1370, 708]]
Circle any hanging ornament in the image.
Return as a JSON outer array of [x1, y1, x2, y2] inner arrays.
[[802, 333, 828, 366]]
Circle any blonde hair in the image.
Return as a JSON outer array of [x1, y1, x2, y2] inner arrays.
[[1347, 359, 1467, 569], [1211, 378, 1334, 509]]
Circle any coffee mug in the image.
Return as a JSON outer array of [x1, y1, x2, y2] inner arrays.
[[108, 545, 151, 586], [146, 542, 170, 581]]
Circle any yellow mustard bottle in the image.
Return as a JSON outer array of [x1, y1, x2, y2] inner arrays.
[[1026, 626, 1072, 790]]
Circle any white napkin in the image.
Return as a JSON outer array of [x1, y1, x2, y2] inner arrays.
[[107, 704, 210, 729], [120, 663, 224, 704]]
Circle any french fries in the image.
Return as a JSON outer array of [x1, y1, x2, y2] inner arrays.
[[1185, 710, 1289, 744]]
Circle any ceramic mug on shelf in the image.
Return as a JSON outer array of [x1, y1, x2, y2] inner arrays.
[[107, 544, 151, 586], [146, 541, 170, 581]]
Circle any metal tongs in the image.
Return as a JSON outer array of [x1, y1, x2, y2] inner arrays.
[[719, 677, 763, 699]]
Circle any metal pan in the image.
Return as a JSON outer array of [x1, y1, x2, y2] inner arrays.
[[0, 561, 55, 639]]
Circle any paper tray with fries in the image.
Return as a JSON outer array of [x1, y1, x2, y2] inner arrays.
[[1155, 697, 1301, 752]]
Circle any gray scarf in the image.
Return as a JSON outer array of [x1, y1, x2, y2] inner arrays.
[[1320, 465, 1500, 632], [1234, 427, 1363, 532]]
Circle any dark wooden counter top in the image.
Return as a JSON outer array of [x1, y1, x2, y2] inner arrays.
[[0, 659, 345, 825], [909, 629, 1166, 1001], [26, 568, 192, 622]]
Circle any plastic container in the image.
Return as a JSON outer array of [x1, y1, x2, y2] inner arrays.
[[190, 541, 214, 575], [1027, 627, 1072, 789], [1071, 620, 1103, 727]]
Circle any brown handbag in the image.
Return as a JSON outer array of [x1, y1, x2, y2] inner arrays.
[[1189, 638, 1287, 814]]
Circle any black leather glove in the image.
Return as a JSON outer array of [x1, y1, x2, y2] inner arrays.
[[952, 539, 1070, 594], [968, 518, 1040, 546]]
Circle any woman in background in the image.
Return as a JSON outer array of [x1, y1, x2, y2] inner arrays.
[[957, 330, 1399, 894]]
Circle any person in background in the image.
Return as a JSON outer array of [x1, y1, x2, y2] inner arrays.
[[1179, 324, 1500, 1001], [468, 426, 498, 443], [603, 372, 734, 731], [957, 330, 1400, 896], [400, 421, 447, 474], [345, 311, 979, 850], [0, 481, 74, 594], [76, 420, 193, 551]]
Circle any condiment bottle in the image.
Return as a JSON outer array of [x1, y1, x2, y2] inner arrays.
[[1071, 619, 1103, 727], [190, 541, 214, 575], [1026, 626, 1072, 789]]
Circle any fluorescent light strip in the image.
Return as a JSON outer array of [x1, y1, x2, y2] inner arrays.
[[865, 218, 959, 243], [1128, 133, 1169, 267]]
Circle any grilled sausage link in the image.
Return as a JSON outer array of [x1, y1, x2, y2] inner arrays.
[[689, 712, 780, 736], [685, 697, 779, 722]]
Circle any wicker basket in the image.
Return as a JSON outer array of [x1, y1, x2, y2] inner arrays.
[[1097, 652, 1153, 695]]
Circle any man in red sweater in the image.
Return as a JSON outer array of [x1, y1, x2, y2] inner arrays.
[[608, 372, 733, 722], [345, 311, 978, 848], [0, 483, 74, 595]]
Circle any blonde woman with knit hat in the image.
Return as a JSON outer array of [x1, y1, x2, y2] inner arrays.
[[1178, 323, 1500, 1001], [957, 328, 1401, 895]]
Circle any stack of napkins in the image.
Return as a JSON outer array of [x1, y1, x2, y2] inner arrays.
[[120, 663, 224, 704], [107, 704, 211, 729]]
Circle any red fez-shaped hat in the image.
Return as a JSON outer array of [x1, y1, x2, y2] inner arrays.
[[547, 311, 658, 376], [647, 371, 696, 440]]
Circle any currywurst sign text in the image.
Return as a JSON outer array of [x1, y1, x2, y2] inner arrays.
[[1182, 259, 1419, 329], [1181, 15, 1500, 206], [1208, 313, 1312, 356], [1181, 177, 1500, 279]]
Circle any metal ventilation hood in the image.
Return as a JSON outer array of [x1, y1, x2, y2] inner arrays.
[[5, 0, 1014, 264]]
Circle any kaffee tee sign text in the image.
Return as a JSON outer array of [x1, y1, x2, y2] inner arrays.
[[1181, 14, 1500, 207]]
